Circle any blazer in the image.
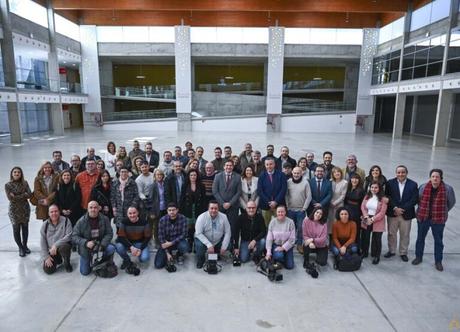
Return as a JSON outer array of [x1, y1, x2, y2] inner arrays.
[[212, 171, 242, 210], [275, 156, 297, 170], [385, 178, 418, 220], [308, 177, 332, 211], [361, 196, 388, 233], [240, 177, 259, 209], [144, 151, 160, 172], [257, 170, 287, 210], [164, 171, 186, 205]]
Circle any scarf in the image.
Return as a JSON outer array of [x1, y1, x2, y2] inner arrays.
[[417, 181, 447, 224]]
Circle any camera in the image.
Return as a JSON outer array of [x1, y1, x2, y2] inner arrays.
[[233, 254, 241, 267], [257, 258, 283, 282], [204, 253, 221, 274], [305, 262, 319, 279], [126, 262, 140, 276]]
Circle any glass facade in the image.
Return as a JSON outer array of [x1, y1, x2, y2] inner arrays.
[[15, 56, 49, 90], [447, 29, 460, 73], [401, 35, 445, 80], [372, 50, 401, 84]]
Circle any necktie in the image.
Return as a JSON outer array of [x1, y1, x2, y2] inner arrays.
[[226, 174, 231, 188], [317, 180, 321, 197], [268, 173, 273, 183]]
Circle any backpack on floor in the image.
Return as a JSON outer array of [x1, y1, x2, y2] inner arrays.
[[334, 253, 362, 272], [90, 244, 118, 278]]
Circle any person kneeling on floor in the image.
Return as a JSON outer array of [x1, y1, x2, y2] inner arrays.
[[41, 204, 73, 274], [194, 200, 231, 269], [72, 201, 116, 276], [115, 206, 152, 274], [154, 203, 189, 270]]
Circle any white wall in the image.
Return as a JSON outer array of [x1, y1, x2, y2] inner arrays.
[[103, 119, 177, 131], [102, 113, 356, 133], [281, 113, 356, 133], [192, 116, 266, 132]]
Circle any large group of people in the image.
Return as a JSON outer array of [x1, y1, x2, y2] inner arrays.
[[4, 140, 456, 277]]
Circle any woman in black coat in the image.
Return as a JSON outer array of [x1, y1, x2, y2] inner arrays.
[[344, 173, 365, 251], [180, 169, 207, 248], [90, 170, 113, 220], [55, 170, 82, 226]]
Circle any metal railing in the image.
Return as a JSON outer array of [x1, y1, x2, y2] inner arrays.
[[101, 85, 176, 99], [283, 79, 343, 91], [197, 82, 262, 93], [102, 108, 177, 122], [282, 97, 355, 114], [16, 78, 83, 94]]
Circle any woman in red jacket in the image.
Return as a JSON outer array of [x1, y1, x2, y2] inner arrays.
[[361, 181, 388, 265]]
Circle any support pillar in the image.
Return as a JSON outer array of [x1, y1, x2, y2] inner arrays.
[[356, 28, 379, 134], [46, 1, 64, 136], [392, 93, 406, 139], [410, 96, 418, 134], [266, 27, 284, 132], [80, 25, 102, 128], [433, 89, 453, 147], [0, 0, 22, 143], [175, 26, 192, 131]]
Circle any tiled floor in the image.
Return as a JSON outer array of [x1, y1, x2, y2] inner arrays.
[[0, 129, 459, 331]]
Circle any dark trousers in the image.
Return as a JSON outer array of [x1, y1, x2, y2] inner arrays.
[[154, 239, 189, 268], [361, 224, 382, 258], [303, 246, 328, 266], [195, 238, 222, 265], [415, 220, 445, 263], [12, 223, 29, 249], [43, 243, 71, 274], [351, 220, 361, 251]]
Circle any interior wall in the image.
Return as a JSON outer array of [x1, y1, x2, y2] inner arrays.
[[413, 94, 438, 136], [194, 64, 264, 90], [112, 64, 175, 86], [283, 66, 345, 87]]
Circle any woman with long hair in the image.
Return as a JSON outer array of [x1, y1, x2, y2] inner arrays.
[[180, 169, 207, 250], [364, 165, 387, 193], [344, 174, 365, 249], [90, 170, 113, 219], [240, 165, 259, 211], [32, 161, 58, 221], [361, 181, 388, 264], [105, 141, 117, 176], [5, 167, 32, 257], [328, 167, 348, 236], [302, 207, 328, 268], [55, 170, 82, 226]]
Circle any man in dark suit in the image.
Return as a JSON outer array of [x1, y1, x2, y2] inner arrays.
[[212, 160, 242, 228], [144, 142, 160, 173], [384, 165, 418, 262], [307, 165, 332, 215], [165, 161, 186, 206], [275, 146, 297, 171], [257, 157, 288, 226]]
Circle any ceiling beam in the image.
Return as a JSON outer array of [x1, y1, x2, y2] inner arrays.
[[50, 0, 409, 13], [74, 10, 380, 28]]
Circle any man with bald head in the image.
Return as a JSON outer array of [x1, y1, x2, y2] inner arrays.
[[72, 201, 115, 276]]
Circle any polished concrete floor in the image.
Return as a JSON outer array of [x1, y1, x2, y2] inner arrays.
[[0, 129, 459, 332]]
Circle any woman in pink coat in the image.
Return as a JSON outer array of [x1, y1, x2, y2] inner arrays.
[[361, 181, 388, 265]]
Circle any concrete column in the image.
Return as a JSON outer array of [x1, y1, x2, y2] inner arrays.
[[343, 63, 358, 107], [356, 29, 379, 134], [266, 27, 285, 132], [433, 89, 453, 147], [0, 0, 22, 144], [410, 95, 418, 134], [46, 1, 64, 136], [392, 93, 407, 139], [174, 26, 192, 131], [99, 58, 115, 115], [80, 25, 102, 128]]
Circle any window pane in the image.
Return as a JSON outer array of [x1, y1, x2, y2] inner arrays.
[[122, 27, 149, 42], [55, 14, 80, 41], [401, 68, 413, 80], [411, 3, 432, 31], [447, 58, 460, 73], [9, 0, 48, 28], [402, 53, 415, 69], [97, 27, 123, 42], [149, 27, 175, 43], [430, 0, 450, 23], [310, 29, 337, 44], [427, 62, 442, 76], [428, 45, 444, 63], [390, 56, 400, 71], [413, 65, 427, 78], [414, 49, 429, 66]]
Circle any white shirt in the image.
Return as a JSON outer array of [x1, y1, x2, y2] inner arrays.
[[366, 195, 379, 216], [398, 179, 407, 199]]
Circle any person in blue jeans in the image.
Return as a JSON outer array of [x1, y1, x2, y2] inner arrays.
[[154, 203, 189, 269], [412, 169, 456, 272], [331, 207, 358, 258], [72, 201, 116, 276], [232, 200, 266, 263], [115, 207, 152, 271], [265, 205, 296, 269]]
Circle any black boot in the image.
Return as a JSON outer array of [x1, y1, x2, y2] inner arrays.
[[21, 224, 30, 254], [19, 246, 26, 257]]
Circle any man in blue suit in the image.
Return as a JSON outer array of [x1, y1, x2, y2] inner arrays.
[[307, 165, 332, 216], [257, 157, 287, 226], [384, 165, 418, 262]]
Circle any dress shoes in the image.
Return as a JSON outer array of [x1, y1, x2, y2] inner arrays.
[[435, 262, 444, 271], [383, 252, 395, 258], [372, 257, 380, 265], [400, 255, 408, 262], [411, 257, 422, 265]]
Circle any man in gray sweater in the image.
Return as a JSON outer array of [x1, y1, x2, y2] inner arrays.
[[40, 205, 73, 274], [194, 200, 231, 268]]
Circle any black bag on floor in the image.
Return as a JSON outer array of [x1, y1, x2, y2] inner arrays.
[[90, 244, 118, 278], [334, 253, 362, 272]]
